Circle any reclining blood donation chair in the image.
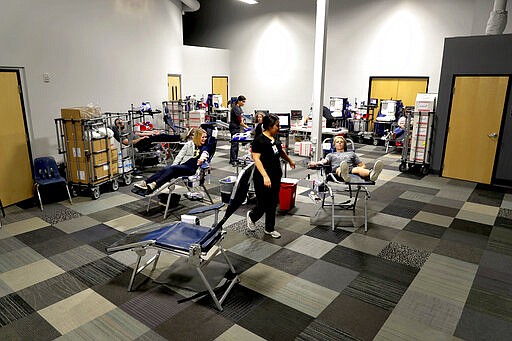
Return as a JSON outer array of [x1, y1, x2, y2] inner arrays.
[[106, 201, 239, 311], [131, 122, 218, 219], [310, 138, 376, 232]]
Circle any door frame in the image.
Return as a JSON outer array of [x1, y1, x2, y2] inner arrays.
[[440, 74, 511, 184], [167, 74, 182, 101], [212, 76, 228, 108], [0, 68, 34, 205]]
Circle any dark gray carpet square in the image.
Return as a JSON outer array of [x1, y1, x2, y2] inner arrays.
[[15, 226, 67, 247], [449, 218, 493, 237], [0, 293, 35, 326], [468, 184, 506, 207], [237, 298, 314, 341], [455, 306, 512, 341], [306, 225, 352, 244], [421, 203, 460, 217], [403, 220, 446, 238], [262, 248, 317, 275], [7, 312, 61, 340], [30, 234, 84, 258]]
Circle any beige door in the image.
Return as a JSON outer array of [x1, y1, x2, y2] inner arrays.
[[0, 71, 33, 206], [443, 76, 508, 184], [167, 74, 181, 101], [212, 76, 228, 107]]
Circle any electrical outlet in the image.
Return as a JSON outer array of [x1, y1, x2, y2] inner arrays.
[[43, 73, 50, 83]]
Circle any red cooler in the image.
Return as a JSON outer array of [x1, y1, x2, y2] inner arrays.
[[279, 178, 299, 211]]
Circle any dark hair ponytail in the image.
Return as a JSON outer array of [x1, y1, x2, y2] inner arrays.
[[262, 114, 279, 130]]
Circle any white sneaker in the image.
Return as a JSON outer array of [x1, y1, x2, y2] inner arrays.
[[264, 230, 281, 238], [146, 182, 157, 193], [339, 161, 350, 182], [246, 210, 256, 231], [308, 191, 321, 203], [134, 181, 147, 190], [370, 160, 383, 182]]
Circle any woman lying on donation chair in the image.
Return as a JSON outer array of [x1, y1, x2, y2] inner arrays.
[[134, 128, 209, 194], [308, 135, 383, 183]]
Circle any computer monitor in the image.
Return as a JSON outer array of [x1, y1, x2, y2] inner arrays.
[[369, 98, 378, 106], [274, 113, 291, 129], [290, 110, 302, 120]]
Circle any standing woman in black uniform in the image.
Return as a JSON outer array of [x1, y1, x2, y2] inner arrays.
[[247, 114, 296, 238]]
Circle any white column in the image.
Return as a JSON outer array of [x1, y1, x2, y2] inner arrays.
[[311, 0, 329, 161]]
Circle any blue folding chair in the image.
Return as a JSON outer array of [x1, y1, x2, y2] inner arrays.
[[34, 157, 72, 211]]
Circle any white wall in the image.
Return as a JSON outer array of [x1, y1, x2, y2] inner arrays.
[[193, 0, 510, 115], [182, 46, 231, 102], [0, 0, 184, 158]]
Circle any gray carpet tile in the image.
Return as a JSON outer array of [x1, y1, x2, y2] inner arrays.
[[403, 220, 446, 238], [15, 226, 67, 247], [154, 302, 234, 340], [298, 259, 359, 293], [6, 311, 61, 340], [120, 286, 192, 329], [69, 257, 130, 288], [196, 285, 266, 323], [30, 234, 85, 258], [17, 272, 89, 311], [434, 239, 485, 264], [237, 298, 314, 341], [317, 293, 390, 341], [305, 225, 352, 244], [449, 218, 493, 236], [261, 248, 317, 276], [455, 306, 512, 341], [297, 319, 361, 341], [378, 242, 431, 269], [322, 246, 419, 286], [421, 203, 460, 217], [70, 223, 121, 244], [468, 184, 506, 207], [0, 293, 35, 326]]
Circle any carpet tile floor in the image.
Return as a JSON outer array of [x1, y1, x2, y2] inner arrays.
[[1, 139, 512, 340]]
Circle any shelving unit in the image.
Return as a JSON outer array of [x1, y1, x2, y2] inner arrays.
[[55, 108, 121, 199]]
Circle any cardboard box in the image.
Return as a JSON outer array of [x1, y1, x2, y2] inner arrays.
[[61, 107, 101, 120], [69, 161, 110, 184], [298, 141, 312, 157]]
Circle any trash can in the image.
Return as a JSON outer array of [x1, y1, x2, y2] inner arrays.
[[279, 178, 300, 211], [219, 175, 237, 203]]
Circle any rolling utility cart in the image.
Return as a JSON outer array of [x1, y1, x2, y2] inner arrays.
[[399, 94, 437, 175], [55, 108, 121, 199], [104, 112, 135, 185]]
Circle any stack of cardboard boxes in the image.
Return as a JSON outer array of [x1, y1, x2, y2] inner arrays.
[[61, 108, 118, 184]]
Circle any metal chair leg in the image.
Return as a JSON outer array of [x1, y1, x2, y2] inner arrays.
[[35, 184, 44, 211], [64, 183, 73, 205]]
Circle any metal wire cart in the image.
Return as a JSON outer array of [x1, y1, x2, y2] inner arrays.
[[399, 94, 437, 174], [55, 108, 129, 199]]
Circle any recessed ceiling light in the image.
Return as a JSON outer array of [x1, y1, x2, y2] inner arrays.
[[239, 0, 258, 4]]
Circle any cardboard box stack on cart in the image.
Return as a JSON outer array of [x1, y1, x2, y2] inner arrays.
[[61, 108, 118, 184]]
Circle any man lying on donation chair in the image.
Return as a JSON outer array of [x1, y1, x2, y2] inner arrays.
[[308, 135, 383, 187], [133, 128, 209, 194], [112, 118, 186, 152]]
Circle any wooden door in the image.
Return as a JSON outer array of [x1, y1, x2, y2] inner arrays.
[[167, 74, 181, 101], [212, 76, 228, 108], [370, 77, 428, 107], [0, 70, 33, 206], [443, 76, 509, 184]]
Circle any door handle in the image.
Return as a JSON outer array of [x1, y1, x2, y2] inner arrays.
[[488, 132, 498, 138]]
